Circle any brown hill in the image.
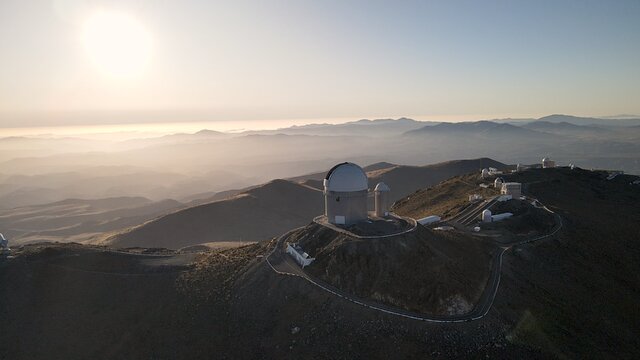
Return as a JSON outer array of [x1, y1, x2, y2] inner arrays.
[[104, 179, 323, 249]]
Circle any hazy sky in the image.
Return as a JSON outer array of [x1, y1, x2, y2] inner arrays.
[[1, 0, 639, 127]]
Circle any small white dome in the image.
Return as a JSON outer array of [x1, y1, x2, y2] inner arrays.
[[542, 157, 549, 162], [374, 182, 390, 192], [324, 162, 368, 192]]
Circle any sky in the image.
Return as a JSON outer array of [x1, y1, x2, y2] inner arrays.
[[1, 0, 639, 128]]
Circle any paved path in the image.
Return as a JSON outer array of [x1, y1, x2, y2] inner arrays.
[[264, 198, 563, 323]]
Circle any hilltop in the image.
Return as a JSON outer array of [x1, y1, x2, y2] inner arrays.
[[285, 222, 494, 315]]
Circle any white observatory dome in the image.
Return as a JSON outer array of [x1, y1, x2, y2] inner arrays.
[[374, 182, 390, 192], [324, 162, 368, 192]]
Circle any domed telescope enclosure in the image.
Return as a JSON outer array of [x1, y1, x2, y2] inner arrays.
[[374, 182, 391, 217], [324, 162, 369, 225]]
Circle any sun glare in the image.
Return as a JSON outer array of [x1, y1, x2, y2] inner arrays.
[[82, 11, 152, 78]]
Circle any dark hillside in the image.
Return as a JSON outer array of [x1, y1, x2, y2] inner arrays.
[[368, 158, 506, 202], [105, 179, 323, 249], [396, 166, 640, 357]]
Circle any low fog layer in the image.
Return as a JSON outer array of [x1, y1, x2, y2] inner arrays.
[[1, 115, 639, 211]]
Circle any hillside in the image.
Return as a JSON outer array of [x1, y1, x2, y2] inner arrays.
[[394, 166, 640, 357], [288, 222, 494, 315], [405, 121, 543, 138], [104, 179, 324, 249], [367, 158, 506, 202], [537, 114, 640, 127], [521, 121, 609, 137]]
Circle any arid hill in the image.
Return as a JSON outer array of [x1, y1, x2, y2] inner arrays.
[[103, 179, 324, 249]]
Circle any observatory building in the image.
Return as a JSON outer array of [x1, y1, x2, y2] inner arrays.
[[542, 157, 556, 168], [324, 162, 369, 225], [501, 182, 522, 198], [374, 182, 391, 217], [494, 177, 504, 188], [0, 233, 8, 252]]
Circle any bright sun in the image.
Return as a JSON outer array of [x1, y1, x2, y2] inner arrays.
[[82, 11, 152, 78]]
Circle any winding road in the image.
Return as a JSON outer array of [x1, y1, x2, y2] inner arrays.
[[265, 198, 563, 323]]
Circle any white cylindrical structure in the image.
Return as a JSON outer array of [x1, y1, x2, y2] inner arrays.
[[374, 182, 391, 217], [542, 157, 556, 168], [481, 168, 489, 178], [494, 177, 504, 188], [0, 233, 7, 250], [491, 212, 513, 222], [324, 162, 369, 226], [418, 215, 441, 225], [481, 210, 492, 223]]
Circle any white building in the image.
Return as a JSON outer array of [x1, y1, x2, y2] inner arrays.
[[286, 243, 315, 268], [324, 162, 369, 225], [491, 212, 513, 222], [418, 215, 441, 225], [488, 167, 503, 175], [481, 168, 489, 179], [542, 157, 556, 168], [501, 182, 522, 198], [494, 177, 504, 188], [481, 210, 492, 223], [374, 182, 391, 217], [469, 194, 483, 202], [0, 233, 8, 252]]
